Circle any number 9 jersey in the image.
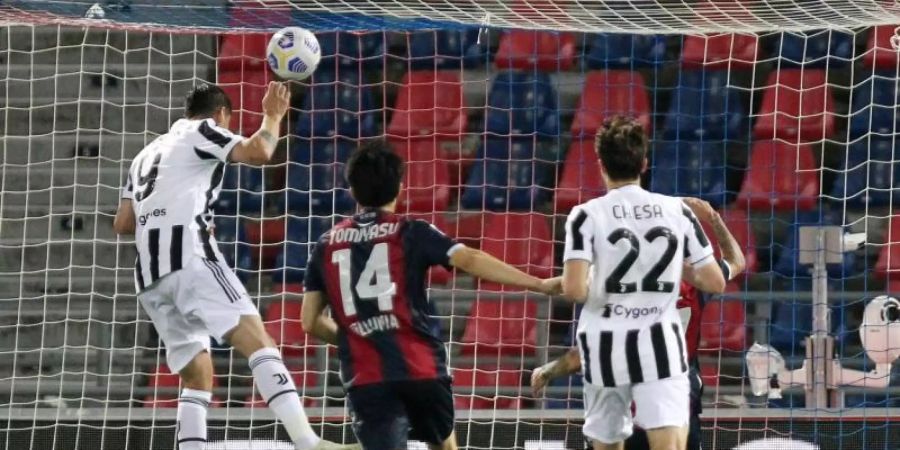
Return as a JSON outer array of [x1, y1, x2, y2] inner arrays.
[[564, 185, 714, 387]]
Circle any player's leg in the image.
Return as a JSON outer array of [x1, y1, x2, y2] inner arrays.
[[644, 427, 687, 450], [582, 383, 633, 450], [346, 382, 409, 450], [176, 351, 215, 450], [632, 373, 691, 450], [398, 377, 457, 450]]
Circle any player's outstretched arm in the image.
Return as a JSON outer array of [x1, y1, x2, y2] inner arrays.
[[229, 81, 291, 166], [683, 198, 746, 279], [113, 199, 136, 235], [448, 246, 559, 295], [531, 348, 581, 397], [300, 290, 339, 345], [561, 260, 590, 302]]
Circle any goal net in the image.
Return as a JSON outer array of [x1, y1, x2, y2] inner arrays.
[[3, 1, 900, 449]]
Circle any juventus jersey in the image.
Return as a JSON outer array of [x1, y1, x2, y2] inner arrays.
[[121, 118, 244, 292], [564, 185, 714, 387]]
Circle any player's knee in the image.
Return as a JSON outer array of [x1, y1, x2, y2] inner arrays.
[[179, 351, 214, 391], [226, 315, 276, 358]]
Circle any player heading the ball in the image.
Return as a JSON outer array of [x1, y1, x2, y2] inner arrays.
[[301, 140, 563, 450], [114, 82, 358, 450]]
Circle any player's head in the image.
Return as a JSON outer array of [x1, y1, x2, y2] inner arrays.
[[595, 115, 648, 184], [184, 83, 233, 128], [346, 139, 405, 209]]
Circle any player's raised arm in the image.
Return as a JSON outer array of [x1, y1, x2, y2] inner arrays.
[[448, 246, 560, 294], [683, 197, 746, 281], [229, 81, 291, 166], [680, 200, 727, 294], [561, 206, 595, 302]]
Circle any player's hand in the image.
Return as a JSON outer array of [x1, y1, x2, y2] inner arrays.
[[530, 366, 551, 397], [262, 81, 291, 119], [682, 197, 718, 224], [538, 277, 563, 296]]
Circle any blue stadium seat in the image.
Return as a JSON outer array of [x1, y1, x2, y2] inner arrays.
[[214, 216, 253, 282], [772, 29, 855, 67], [650, 140, 728, 208], [663, 70, 747, 140], [484, 71, 559, 138], [769, 300, 848, 356], [315, 31, 385, 71], [272, 216, 337, 285], [295, 70, 377, 138], [215, 164, 265, 216], [460, 137, 556, 211], [830, 138, 900, 207], [848, 73, 900, 138], [585, 33, 668, 69], [773, 212, 855, 280], [284, 138, 355, 215], [407, 29, 486, 69]]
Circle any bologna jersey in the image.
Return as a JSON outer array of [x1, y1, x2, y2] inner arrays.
[[304, 209, 463, 388], [121, 118, 244, 292], [677, 282, 702, 363], [565, 185, 714, 387]]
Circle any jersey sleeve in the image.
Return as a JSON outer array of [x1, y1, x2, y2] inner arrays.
[[193, 119, 244, 162], [563, 206, 595, 262], [681, 203, 715, 268], [409, 220, 463, 268], [303, 240, 327, 292], [121, 172, 135, 200]]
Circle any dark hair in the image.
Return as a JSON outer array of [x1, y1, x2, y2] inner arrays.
[[595, 115, 648, 181], [184, 83, 232, 118], [345, 139, 404, 208]]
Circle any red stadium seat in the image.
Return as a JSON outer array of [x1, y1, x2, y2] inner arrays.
[[753, 69, 835, 142], [736, 140, 819, 211], [218, 66, 270, 135], [460, 299, 538, 357], [555, 139, 606, 215], [495, 30, 576, 71], [876, 215, 900, 280], [392, 138, 467, 190], [451, 366, 522, 410], [700, 362, 720, 387], [387, 71, 467, 138], [570, 70, 651, 137], [245, 368, 320, 408], [681, 33, 759, 70], [397, 155, 451, 213], [699, 300, 747, 354], [699, 207, 758, 279], [864, 25, 900, 69], [479, 213, 554, 290], [244, 218, 286, 271], [264, 301, 318, 358]]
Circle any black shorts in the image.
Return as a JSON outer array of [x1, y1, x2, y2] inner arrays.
[[347, 377, 455, 450]]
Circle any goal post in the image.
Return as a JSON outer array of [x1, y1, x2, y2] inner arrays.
[[3, 1, 900, 450]]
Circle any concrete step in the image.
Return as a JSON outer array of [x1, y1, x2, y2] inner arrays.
[[0, 98, 189, 136], [2, 132, 151, 165], [2, 25, 217, 58]]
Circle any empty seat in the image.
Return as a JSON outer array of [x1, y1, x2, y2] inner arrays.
[[387, 71, 466, 139], [650, 140, 728, 208], [772, 29, 855, 67], [406, 29, 486, 70], [585, 33, 668, 69], [699, 208, 759, 277], [681, 33, 759, 70], [397, 157, 451, 213], [451, 366, 522, 410], [698, 300, 747, 353], [215, 164, 265, 217], [753, 69, 835, 142], [316, 31, 386, 75], [876, 215, 900, 281], [460, 138, 556, 211], [263, 301, 317, 358], [273, 216, 336, 287], [663, 70, 747, 140], [831, 138, 900, 207], [555, 139, 606, 214], [218, 33, 269, 70], [864, 26, 900, 69], [485, 71, 559, 137], [848, 73, 900, 138], [460, 299, 538, 356], [737, 140, 819, 211], [495, 30, 575, 71], [295, 71, 377, 139], [769, 301, 847, 355], [284, 138, 355, 215], [218, 64, 271, 135], [570, 70, 650, 138], [478, 213, 554, 290]]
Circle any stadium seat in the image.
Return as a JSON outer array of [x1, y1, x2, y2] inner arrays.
[[263, 301, 317, 358], [876, 215, 900, 281], [753, 69, 835, 142], [451, 366, 522, 410], [585, 33, 668, 69], [494, 30, 576, 71], [214, 216, 254, 282], [243, 218, 285, 273], [272, 216, 337, 286], [484, 71, 559, 137], [245, 368, 319, 408], [284, 138, 356, 215], [662, 70, 747, 140], [397, 157, 451, 213], [460, 299, 538, 357], [773, 212, 854, 280], [736, 140, 819, 211], [295, 70, 377, 139], [554, 139, 606, 215], [406, 29, 486, 70], [698, 300, 747, 354], [570, 70, 651, 138], [403, 212, 454, 285], [699, 362, 719, 387], [681, 33, 759, 70], [699, 208, 759, 278], [769, 301, 847, 355], [315, 31, 386, 74], [772, 29, 856, 67], [217, 65, 270, 135], [386, 71, 467, 139], [460, 137, 556, 211], [848, 73, 900, 138], [478, 212, 554, 290], [830, 138, 900, 207], [864, 26, 900, 69], [650, 140, 728, 208], [215, 164, 265, 217]]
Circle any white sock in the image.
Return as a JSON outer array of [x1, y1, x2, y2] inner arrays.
[[176, 388, 211, 450], [249, 347, 320, 450]]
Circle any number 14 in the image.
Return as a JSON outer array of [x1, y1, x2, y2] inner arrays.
[[331, 243, 396, 317]]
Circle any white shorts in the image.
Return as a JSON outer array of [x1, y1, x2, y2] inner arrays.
[[138, 257, 259, 373], [583, 372, 690, 444]]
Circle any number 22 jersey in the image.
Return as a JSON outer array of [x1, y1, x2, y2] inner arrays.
[[564, 185, 714, 387]]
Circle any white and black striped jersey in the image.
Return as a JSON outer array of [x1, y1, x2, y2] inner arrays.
[[121, 118, 244, 292], [564, 184, 715, 387]]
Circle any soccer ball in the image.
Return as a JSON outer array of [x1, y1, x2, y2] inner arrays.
[[267, 27, 321, 81]]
